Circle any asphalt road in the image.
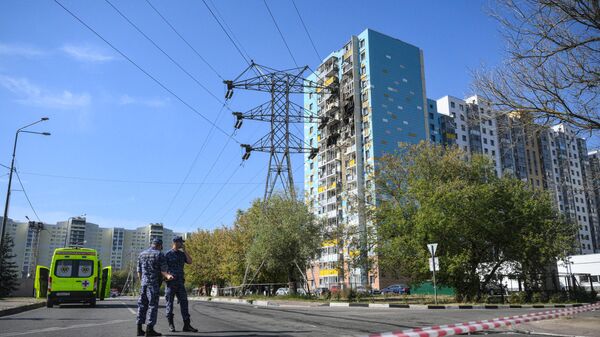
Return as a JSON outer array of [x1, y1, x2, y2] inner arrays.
[[0, 297, 596, 337]]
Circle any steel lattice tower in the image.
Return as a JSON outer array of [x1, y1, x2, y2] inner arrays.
[[225, 62, 330, 200]]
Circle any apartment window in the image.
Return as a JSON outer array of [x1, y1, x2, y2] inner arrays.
[[459, 104, 464, 111], [366, 150, 370, 159], [490, 139, 495, 146], [359, 39, 365, 48], [429, 112, 434, 119], [310, 175, 313, 182], [460, 114, 465, 121], [430, 124, 435, 131], [309, 103, 313, 110], [483, 138, 488, 144], [482, 127, 487, 134], [360, 51, 365, 60], [490, 130, 494, 136], [462, 135, 467, 142], [488, 120, 492, 126], [450, 102, 455, 108], [461, 125, 466, 131]]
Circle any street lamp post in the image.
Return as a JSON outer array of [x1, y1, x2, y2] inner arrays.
[[1, 118, 50, 249]]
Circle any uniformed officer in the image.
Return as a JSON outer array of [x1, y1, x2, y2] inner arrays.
[[137, 238, 174, 337], [165, 235, 198, 333]]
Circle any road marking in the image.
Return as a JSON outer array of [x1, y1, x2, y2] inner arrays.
[[120, 300, 137, 315], [0, 319, 129, 336]]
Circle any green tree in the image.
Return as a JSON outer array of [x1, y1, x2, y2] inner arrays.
[[110, 268, 129, 292], [242, 195, 323, 294], [0, 235, 20, 297], [375, 142, 576, 301]]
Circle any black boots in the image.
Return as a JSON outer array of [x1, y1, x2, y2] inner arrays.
[[137, 324, 145, 336], [167, 316, 176, 332], [182, 319, 198, 332], [145, 326, 162, 337]]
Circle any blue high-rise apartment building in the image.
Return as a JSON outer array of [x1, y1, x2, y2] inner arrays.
[[303, 29, 429, 289]]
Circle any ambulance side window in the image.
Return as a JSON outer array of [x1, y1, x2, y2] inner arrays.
[[56, 260, 73, 277], [78, 260, 93, 277]]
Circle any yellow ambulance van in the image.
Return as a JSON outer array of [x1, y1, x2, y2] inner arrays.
[[34, 247, 111, 307]]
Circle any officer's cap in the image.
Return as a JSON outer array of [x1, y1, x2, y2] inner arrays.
[[172, 235, 185, 243], [151, 238, 163, 245]]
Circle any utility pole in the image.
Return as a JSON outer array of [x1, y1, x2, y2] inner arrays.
[[225, 62, 329, 200], [1, 118, 50, 249]]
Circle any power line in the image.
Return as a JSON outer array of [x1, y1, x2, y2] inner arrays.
[[159, 104, 227, 222], [0, 163, 10, 170], [263, 0, 298, 67], [207, 0, 253, 63], [103, 1, 250, 227], [202, 163, 266, 226], [191, 162, 242, 228], [53, 0, 237, 143], [104, 0, 228, 110], [172, 133, 236, 227], [200, 0, 252, 67], [17, 171, 262, 186], [205, 162, 303, 228], [290, 0, 321, 63], [144, 0, 224, 81], [14, 167, 42, 222]]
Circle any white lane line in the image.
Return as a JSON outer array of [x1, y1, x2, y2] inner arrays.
[[120, 300, 137, 315], [0, 319, 129, 337]]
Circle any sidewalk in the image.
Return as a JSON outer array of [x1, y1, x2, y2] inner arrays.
[[508, 310, 600, 337], [0, 297, 46, 317], [188, 296, 593, 310]]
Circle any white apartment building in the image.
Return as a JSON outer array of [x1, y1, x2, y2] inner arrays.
[[2, 216, 188, 277], [436, 95, 502, 176]]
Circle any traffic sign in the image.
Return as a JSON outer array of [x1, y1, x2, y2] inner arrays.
[[429, 257, 439, 272], [427, 243, 438, 256]]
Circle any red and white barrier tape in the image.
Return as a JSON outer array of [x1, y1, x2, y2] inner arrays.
[[365, 303, 600, 337]]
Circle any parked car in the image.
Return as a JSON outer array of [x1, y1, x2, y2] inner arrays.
[[275, 287, 289, 296], [369, 288, 381, 295], [355, 285, 368, 294], [381, 284, 411, 295], [329, 284, 341, 293], [313, 287, 330, 296]]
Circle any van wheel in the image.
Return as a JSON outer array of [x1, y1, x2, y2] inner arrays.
[[46, 300, 53, 308], [90, 299, 96, 307]]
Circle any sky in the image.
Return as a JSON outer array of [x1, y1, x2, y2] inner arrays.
[[1, 0, 595, 234]]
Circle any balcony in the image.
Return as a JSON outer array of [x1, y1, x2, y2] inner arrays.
[[343, 62, 353, 74], [343, 49, 352, 61]]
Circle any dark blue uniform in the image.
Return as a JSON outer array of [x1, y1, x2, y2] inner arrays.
[[136, 247, 167, 328], [165, 249, 190, 320]]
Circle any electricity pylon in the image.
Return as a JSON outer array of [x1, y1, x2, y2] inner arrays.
[[225, 62, 330, 200]]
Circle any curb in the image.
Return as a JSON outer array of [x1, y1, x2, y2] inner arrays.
[[0, 301, 46, 317], [361, 302, 600, 337], [189, 297, 593, 310]]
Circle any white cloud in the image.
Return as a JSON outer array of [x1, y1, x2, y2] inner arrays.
[[119, 94, 169, 108], [61, 44, 116, 63], [0, 74, 91, 109], [0, 43, 45, 57]]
